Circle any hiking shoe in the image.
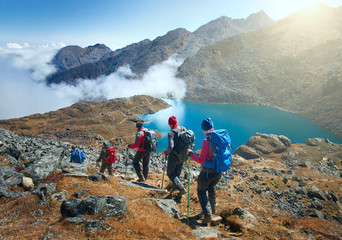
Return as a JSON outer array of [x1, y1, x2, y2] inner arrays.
[[137, 176, 145, 182], [178, 187, 187, 196], [201, 215, 212, 226]]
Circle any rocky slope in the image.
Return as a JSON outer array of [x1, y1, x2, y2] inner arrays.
[[0, 125, 341, 239], [46, 11, 274, 85], [0, 95, 169, 149], [178, 4, 342, 138]]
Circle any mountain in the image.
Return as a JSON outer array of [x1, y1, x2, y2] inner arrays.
[[177, 4, 342, 138], [46, 11, 274, 85], [178, 10, 275, 58], [51, 43, 112, 72]]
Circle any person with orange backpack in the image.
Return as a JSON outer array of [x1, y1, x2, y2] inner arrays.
[[96, 141, 117, 175]]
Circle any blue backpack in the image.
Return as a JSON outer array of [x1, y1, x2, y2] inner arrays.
[[73, 149, 86, 163], [203, 129, 232, 174]]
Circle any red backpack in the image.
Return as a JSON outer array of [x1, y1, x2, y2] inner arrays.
[[106, 147, 117, 164]]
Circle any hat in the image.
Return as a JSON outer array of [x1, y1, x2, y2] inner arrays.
[[168, 115, 178, 126], [103, 141, 110, 147], [136, 121, 143, 129], [201, 118, 214, 131]]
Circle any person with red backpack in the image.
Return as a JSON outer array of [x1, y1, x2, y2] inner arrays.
[[96, 141, 117, 175], [128, 121, 151, 182], [187, 118, 222, 226]]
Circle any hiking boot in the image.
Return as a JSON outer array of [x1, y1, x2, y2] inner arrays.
[[178, 187, 187, 196], [201, 215, 212, 226], [137, 176, 145, 182]]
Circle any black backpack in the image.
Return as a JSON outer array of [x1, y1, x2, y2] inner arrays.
[[171, 127, 195, 162], [142, 129, 158, 152]]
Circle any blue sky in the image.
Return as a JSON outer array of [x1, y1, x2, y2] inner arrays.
[[1, 0, 342, 50]]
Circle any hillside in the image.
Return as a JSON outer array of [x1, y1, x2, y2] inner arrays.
[[177, 4, 342, 138], [0, 125, 341, 239], [0, 95, 169, 149]]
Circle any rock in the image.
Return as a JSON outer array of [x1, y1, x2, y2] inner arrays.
[[307, 186, 325, 200], [84, 220, 103, 232], [153, 199, 180, 218], [72, 189, 90, 198], [5, 173, 23, 187], [333, 215, 342, 224], [61, 198, 83, 218], [88, 173, 110, 181], [305, 138, 324, 146], [51, 190, 68, 201], [22, 177, 34, 190], [211, 216, 222, 226], [192, 228, 221, 238], [279, 135, 291, 147], [282, 151, 296, 160], [60, 196, 127, 219], [268, 134, 287, 153], [234, 145, 260, 160], [66, 215, 86, 224]]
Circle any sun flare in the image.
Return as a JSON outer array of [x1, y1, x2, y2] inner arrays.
[[289, 0, 322, 11]]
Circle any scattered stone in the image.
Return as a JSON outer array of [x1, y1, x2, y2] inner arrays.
[[66, 215, 86, 224], [22, 177, 34, 190], [88, 173, 110, 181], [153, 198, 180, 218], [307, 186, 325, 200], [84, 220, 103, 232], [193, 227, 221, 238]]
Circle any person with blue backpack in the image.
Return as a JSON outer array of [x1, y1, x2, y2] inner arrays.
[[70, 145, 86, 163], [187, 118, 232, 226]]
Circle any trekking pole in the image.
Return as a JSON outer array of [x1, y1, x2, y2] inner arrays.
[[125, 147, 129, 179], [161, 156, 166, 189], [187, 156, 190, 225]]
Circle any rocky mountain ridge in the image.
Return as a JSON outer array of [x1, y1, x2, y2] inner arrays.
[[46, 11, 274, 85], [177, 4, 342, 138]]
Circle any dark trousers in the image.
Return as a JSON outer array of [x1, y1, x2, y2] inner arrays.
[[133, 151, 150, 179], [100, 162, 113, 175], [197, 168, 221, 217], [167, 158, 185, 191]]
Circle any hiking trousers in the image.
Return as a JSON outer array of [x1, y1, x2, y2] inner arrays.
[[133, 151, 150, 180], [100, 162, 113, 175], [197, 168, 221, 217], [167, 158, 185, 191]]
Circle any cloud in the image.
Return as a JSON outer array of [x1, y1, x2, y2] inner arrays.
[[51, 56, 186, 101], [0, 43, 187, 120]]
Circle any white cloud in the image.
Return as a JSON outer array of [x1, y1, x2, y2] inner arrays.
[[51, 55, 186, 103], [0, 43, 187, 120]]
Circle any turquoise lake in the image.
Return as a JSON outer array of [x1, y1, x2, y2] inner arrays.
[[140, 100, 342, 152]]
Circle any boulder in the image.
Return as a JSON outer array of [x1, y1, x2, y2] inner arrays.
[[234, 145, 260, 160], [307, 186, 326, 200], [60, 196, 128, 219], [22, 177, 34, 190]]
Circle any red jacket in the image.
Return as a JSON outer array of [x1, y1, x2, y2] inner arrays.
[[128, 127, 147, 152]]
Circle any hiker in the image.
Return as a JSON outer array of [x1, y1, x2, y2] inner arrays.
[[187, 118, 221, 225], [162, 115, 187, 199], [70, 145, 85, 163], [96, 141, 116, 175], [128, 121, 151, 182]]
